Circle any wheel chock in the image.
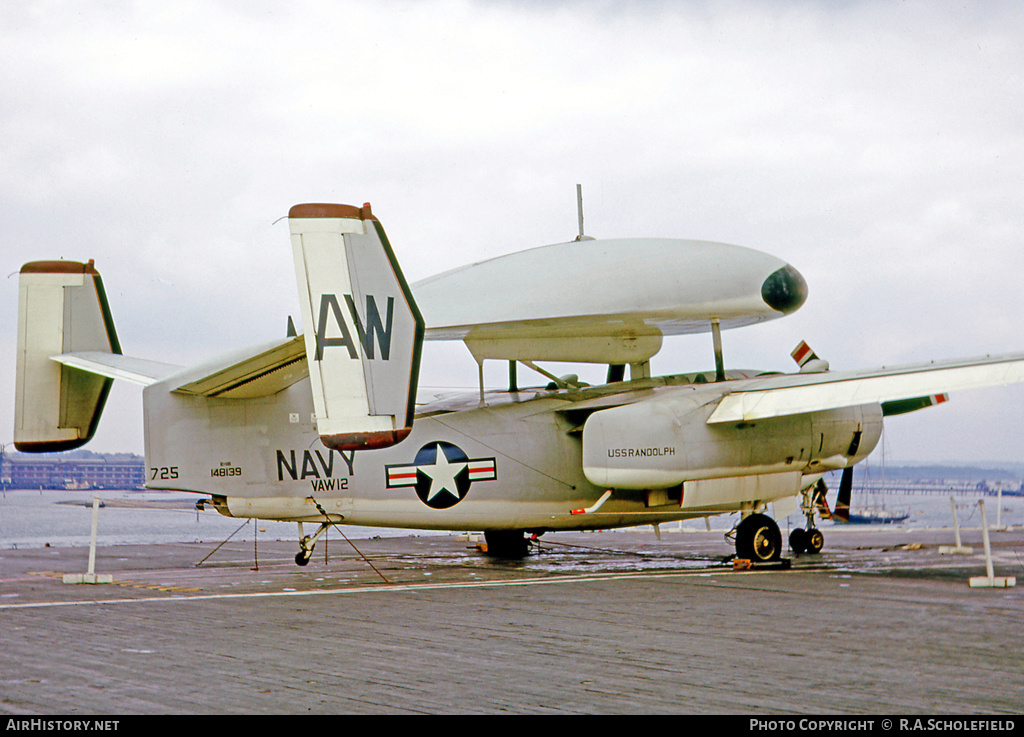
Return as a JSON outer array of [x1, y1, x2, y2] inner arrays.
[[732, 557, 792, 571]]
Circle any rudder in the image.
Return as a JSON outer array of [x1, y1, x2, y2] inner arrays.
[[290, 203, 423, 451]]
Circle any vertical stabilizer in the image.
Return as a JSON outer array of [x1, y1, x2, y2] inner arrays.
[[290, 203, 424, 451], [15, 260, 121, 452]]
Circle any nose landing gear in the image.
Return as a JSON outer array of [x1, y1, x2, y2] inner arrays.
[[789, 525, 824, 555], [790, 479, 830, 555]]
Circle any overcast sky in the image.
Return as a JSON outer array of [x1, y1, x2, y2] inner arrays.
[[3, 1, 1023, 465]]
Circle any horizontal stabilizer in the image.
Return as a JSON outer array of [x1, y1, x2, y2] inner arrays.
[[15, 261, 120, 451], [173, 336, 307, 398], [54, 352, 182, 386], [709, 353, 1024, 424], [291, 203, 424, 451]]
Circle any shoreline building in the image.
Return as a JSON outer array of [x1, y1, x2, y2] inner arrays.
[[0, 449, 145, 490]]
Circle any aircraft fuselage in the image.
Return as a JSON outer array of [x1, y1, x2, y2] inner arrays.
[[143, 371, 882, 532]]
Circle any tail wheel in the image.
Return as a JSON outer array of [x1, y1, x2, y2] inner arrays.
[[736, 513, 782, 562]]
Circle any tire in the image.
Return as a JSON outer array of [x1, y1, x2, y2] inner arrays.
[[789, 527, 808, 554], [483, 530, 530, 558], [736, 513, 782, 562], [805, 528, 825, 555]]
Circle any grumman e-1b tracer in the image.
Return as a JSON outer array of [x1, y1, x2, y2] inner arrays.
[[15, 201, 1024, 563]]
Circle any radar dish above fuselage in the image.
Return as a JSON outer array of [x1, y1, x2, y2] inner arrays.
[[412, 237, 806, 364]]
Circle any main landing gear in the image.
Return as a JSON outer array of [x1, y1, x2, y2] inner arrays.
[[482, 530, 532, 558], [730, 482, 833, 561], [733, 513, 783, 562]]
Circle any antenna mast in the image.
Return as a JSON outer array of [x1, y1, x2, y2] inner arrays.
[[574, 184, 595, 241]]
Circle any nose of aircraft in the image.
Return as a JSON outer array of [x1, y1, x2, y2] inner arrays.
[[761, 264, 808, 314]]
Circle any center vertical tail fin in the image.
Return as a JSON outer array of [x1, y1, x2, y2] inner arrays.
[[290, 203, 424, 451]]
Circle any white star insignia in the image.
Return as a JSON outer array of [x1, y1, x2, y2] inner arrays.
[[421, 444, 467, 502]]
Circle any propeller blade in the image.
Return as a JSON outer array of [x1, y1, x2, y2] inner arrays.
[[835, 466, 853, 523], [812, 478, 833, 519]]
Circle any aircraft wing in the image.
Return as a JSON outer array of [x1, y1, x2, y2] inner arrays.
[[708, 352, 1024, 424]]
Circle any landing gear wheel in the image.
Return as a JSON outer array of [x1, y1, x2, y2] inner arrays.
[[736, 513, 782, 562], [483, 530, 530, 559], [805, 528, 824, 555], [789, 527, 808, 554], [295, 551, 312, 566]]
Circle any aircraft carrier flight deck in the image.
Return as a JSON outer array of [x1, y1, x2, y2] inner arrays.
[[1, 525, 1021, 715]]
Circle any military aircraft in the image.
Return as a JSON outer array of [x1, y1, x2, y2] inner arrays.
[[14, 201, 1024, 564]]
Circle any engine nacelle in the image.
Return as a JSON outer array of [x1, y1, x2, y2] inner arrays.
[[581, 386, 882, 490]]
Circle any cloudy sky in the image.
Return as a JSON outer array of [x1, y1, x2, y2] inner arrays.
[[3, 1, 1023, 465]]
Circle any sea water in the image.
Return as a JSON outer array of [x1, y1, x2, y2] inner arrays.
[[0, 488, 412, 549], [1, 486, 1021, 550]]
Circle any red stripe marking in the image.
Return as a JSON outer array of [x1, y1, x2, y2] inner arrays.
[[467, 461, 496, 479]]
